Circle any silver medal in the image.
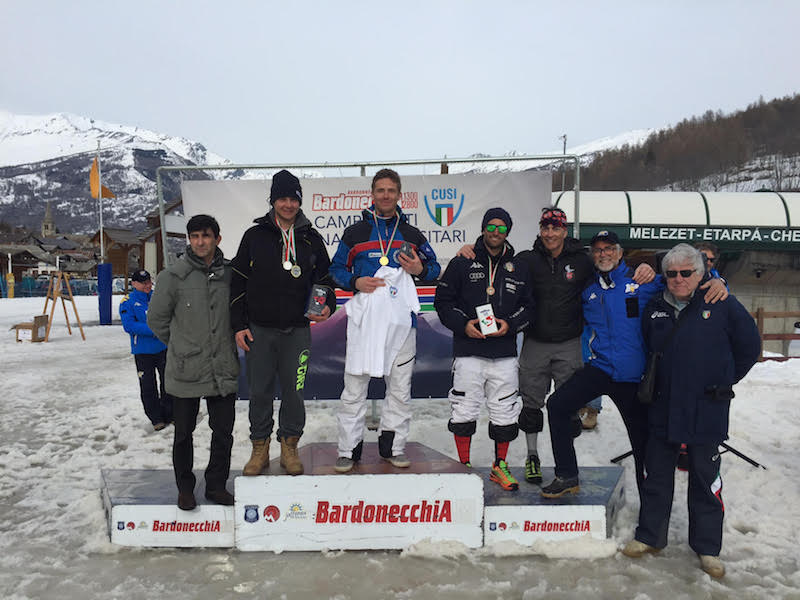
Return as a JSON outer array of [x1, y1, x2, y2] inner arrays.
[[283, 260, 292, 270]]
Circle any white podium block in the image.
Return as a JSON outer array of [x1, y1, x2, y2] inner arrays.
[[235, 472, 483, 551], [102, 469, 235, 547], [234, 443, 483, 551], [480, 465, 626, 545]]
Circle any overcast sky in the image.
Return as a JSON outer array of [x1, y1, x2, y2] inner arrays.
[[1, 1, 798, 164]]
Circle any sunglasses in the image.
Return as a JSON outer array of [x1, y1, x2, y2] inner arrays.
[[665, 269, 696, 278], [702, 254, 716, 263], [485, 224, 508, 233]]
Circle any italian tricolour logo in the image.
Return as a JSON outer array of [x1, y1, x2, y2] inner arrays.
[[424, 188, 465, 226]]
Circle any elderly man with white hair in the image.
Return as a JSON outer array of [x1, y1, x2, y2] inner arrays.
[[622, 243, 761, 579]]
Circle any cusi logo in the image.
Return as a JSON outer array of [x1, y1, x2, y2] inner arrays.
[[424, 188, 464, 226]]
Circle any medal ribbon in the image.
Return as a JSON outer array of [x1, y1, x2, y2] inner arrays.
[[279, 224, 296, 265], [371, 210, 401, 263], [487, 255, 499, 293]]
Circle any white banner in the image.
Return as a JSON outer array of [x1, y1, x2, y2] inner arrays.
[[181, 171, 550, 264], [235, 473, 484, 551]]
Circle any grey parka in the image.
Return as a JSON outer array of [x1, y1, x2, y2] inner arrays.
[[148, 246, 240, 398]]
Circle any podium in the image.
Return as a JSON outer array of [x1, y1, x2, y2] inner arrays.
[[102, 443, 626, 550]]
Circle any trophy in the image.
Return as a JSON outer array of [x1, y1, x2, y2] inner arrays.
[[476, 303, 498, 335], [305, 285, 329, 318]]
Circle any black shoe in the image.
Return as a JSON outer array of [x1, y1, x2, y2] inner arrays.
[[177, 491, 197, 511], [540, 476, 580, 498], [205, 489, 234, 506]]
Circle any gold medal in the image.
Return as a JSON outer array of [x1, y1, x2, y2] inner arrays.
[[290, 265, 302, 278], [282, 260, 292, 270], [487, 286, 495, 296], [372, 210, 400, 270]]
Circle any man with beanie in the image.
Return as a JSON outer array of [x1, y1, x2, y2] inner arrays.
[[230, 169, 336, 477], [329, 168, 441, 473], [119, 269, 173, 431], [435, 208, 533, 490]]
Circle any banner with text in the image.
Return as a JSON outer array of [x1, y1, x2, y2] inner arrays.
[[181, 172, 550, 399], [181, 171, 549, 265]]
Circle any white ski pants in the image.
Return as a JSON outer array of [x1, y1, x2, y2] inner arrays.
[[448, 356, 521, 427], [337, 329, 416, 458]]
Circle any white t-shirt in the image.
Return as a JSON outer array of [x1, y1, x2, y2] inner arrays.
[[344, 266, 421, 376]]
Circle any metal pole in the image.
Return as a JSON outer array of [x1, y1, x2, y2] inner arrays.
[[156, 167, 170, 269], [559, 134, 567, 192], [154, 152, 583, 264], [97, 141, 104, 262], [574, 156, 581, 240]]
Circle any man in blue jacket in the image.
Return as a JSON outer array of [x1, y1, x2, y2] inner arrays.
[[329, 168, 441, 472], [435, 208, 533, 490], [541, 231, 728, 499], [119, 269, 172, 431]]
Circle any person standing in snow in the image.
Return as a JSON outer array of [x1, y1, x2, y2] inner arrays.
[[328, 168, 441, 473], [119, 269, 173, 431], [622, 243, 760, 579], [540, 231, 729, 499], [434, 208, 533, 490], [230, 169, 336, 478], [148, 214, 239, 511], [457, 208, 656, 484]]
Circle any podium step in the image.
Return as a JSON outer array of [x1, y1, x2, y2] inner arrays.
[[236, 442, 483, 551], [102, 444, 626, 549], [102, 469, 237, 547], [478, 465, 626, 544]]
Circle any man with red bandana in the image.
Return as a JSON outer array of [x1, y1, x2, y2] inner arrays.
[[514, 209, 655, 484]]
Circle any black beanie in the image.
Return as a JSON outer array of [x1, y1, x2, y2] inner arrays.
[[269, 169, 303, 205], [481, 207, 513, 233]]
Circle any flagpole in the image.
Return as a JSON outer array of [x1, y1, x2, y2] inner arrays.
[[97, 140, 105, 263]]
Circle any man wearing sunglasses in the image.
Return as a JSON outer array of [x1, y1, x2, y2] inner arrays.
[[695, 242, 726, 283], [435, 208, 533, 490], [623, 243, 759, 578], [541, 231, 729, 499]]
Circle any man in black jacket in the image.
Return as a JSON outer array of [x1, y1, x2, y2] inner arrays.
[[435, 208, 533, 490], [230, 169, 336, 477]]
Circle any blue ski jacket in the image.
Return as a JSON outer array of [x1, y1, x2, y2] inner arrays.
[[582, 260, 664, 382], [120, 288, 167, 355]]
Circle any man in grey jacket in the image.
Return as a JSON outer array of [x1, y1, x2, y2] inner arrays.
[[148, 214, 240, 511]]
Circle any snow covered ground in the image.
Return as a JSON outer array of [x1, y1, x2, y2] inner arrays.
[[1, 296, 798, 599]]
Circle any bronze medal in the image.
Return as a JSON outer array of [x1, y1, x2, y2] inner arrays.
[[290, 265, 302, 278], [487, 286, 495, 296]]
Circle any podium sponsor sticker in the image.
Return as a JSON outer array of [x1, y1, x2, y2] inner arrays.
[[235, 473, 483, 551]]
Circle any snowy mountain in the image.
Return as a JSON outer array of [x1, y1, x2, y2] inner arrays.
[[0, 110, 231, 235], [1, 107, 795, 236], [447, 129, 658, 174], [0, 110, 229, 169]]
